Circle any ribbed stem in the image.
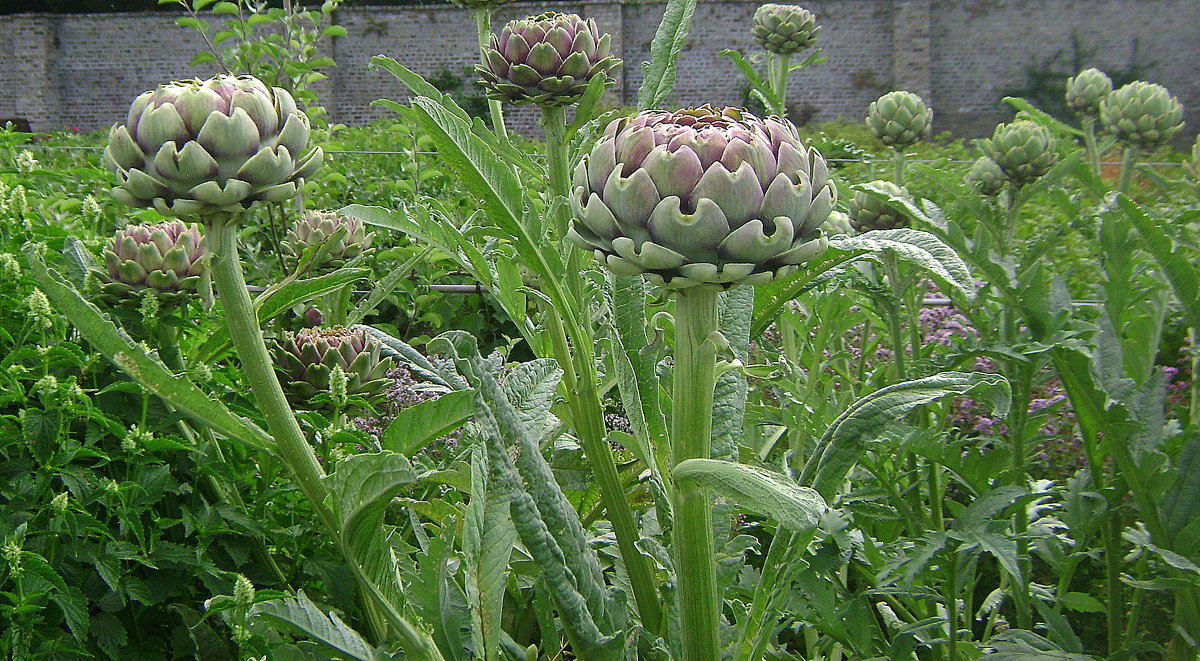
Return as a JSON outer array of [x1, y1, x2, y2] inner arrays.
[[893, 148, 907, 185], [770, 53, 792, 117], [1081, 116, 1102, 179], [1117, 146, 1138, 194], [671, 287, 721, 660], [541, 105, 572, 241], [475, 8, 508, 140]]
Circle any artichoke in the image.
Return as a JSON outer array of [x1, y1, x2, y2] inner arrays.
[[104, 75, 322, 220], [752, 4, 820, 55], [479, 12, 619, 107], [96, 221, 206, 306], [1065, 68, 1112, 118], [847, 181, 911, 232], [271, 327, 393, 408], [282, 211, 376, 272], [980, 120, 1058, 185], [1100, 81, 1184, 149], [568, 105, 834, 289], [866, 91, 932, 149], [966, 156, 1006, 196]]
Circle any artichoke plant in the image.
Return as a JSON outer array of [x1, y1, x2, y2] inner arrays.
[[847, 181, 912, 232], [271, 327, 393, 408], [104, 75, 322, 220], [966, 156, 1006, 197], [980, 120, 1058, 185], [96, 221, 206, 306], [282, 211, 376, 272], [1065, 68, 1112, 118], [752, 4, 820, 55], [1100, 81, 1184, 149], [479, 12, 619, 107], [866, 91, 932, 149], [568, 105, 834, 289]]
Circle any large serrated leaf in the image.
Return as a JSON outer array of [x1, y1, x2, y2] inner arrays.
[[637, 0, 697, 109], [24, 248, 273, 452], [800, 372, 1011, 499], [674, 459, 826, 531], [1120, 194, 1200, 328], [250, 590, 387, 661], [830, 227, 975, 301]]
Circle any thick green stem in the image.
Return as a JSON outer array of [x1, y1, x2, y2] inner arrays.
[[671, 288, 721, 660], [1117, 146, 1138, 195], [893, 148, 907, 185], [1007, 368, 1034, 631], [153, 322, 184, 372], [770, 53, 792, 117], [540, 105, 573, 241], [1081, 116, 1102, 179], [883, 251, 908, 380], [1190, 328, 1199, 425], [474, 8, 507, 140]]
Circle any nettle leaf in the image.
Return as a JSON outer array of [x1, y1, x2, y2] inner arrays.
[[674, 459, 826, 532], [800, 372, 1011, 499], [637, 0, 697, 109], [830, 226, 976, 301], [250, 590, 386, 661], [382, 389, 474, 456]]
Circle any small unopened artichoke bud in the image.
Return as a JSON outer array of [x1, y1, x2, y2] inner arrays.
[[1065, 68, 1112, 118], [104, 74, 323, 220], [752, 4, 820, 55], [282, 211, 375, 273], [480, 12, 620, 107], [848, 181, 912, 232], [304, 306, 324, 327], [233, 574, 256, 607], [981, 120, 1058, 186], [569, 105, 834, 289], [1100, 81, 1184, 149], [966, 156, 1006, 196], [866, 91, 932, 149], [822, 210, 854, 236]]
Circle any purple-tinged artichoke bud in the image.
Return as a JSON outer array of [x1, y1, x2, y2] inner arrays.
[[1065, 68, 1112, 118], [866, 91, 932, 149], [966, 156, 1006, 196], [104, 75, 323, 221], [479, 12, 620, 107], [847, 181, 911, 232], [303, 306, 324, 327], [568, 105, 835, 289], [282, 210, 375, 272], [752, 4, 820, 55], [980, 120, 1058, 186], [1100, 81, 1184, 149], [95, 221, 206, 307], [271, 326, 394, 409]]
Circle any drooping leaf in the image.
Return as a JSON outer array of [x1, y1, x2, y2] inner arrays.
[[830, 226, 976, 301], [382, 389, 475, 456], [250, 590, 387, 661], [674, 459, 826, 532]]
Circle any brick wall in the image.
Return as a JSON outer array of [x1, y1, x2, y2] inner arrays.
[[1, 0, 1196, 141]]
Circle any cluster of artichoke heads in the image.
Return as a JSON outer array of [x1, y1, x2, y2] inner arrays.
[[104, 75, 322, 220], [568, 105, 835, 289], [752, 4, 820, 55], [271, 326, 394, 409], [866, 91, 932, 149], [980, 120, 1059, 187], [96, 221, 207, 307], [1066, 68, 1184, 149], [479, 12, 619, 107], [283, 211, 376, 273]]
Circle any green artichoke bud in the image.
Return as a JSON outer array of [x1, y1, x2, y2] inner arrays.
[[1100, 81, 1184, 149], [866, 91, 932, 149], [1065, 68, 1112, 118], [569, 105, 834, 289], [822, 209, 853, 236], [104, 75, 323, 220], [479, 12, 620, 107], [95, 221, 206, 306], [271, 326, 393, 408], [981, 120, 1058, 185], [752, 4, 820, 55], [966, 156, 1006, 196], [847, 181, 911, 232], [282, 211, 376, 272]]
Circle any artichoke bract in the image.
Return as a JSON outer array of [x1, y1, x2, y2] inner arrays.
[[1065, 68, 1112, 118], [1100, 81, 1184, 149], [104, 75, 323, 220], [480, 12, 619, 107], [96, 221, 206, 306], [271, 327, 393, 408], [847, 181, 911, 232], [981, 120, 1058, 185], [752, 4, 820, 55], [282, 211, 376, 272], [866, 91, 932, 149], [966, 156, 1006, 196], [568, 105, 834, 289]]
